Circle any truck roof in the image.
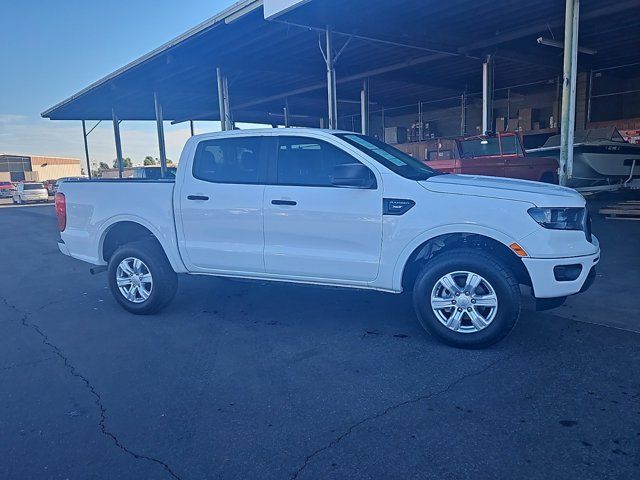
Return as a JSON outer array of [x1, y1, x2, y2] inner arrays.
[[189, 128, 352, 141]]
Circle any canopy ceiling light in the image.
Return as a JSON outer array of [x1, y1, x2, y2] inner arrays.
[[537, 37, 597, 55]]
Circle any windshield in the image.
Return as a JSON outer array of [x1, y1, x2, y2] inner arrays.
[[336, 134, 440, 180], [24, 183, 45, 190], [460, 137, 501, 157]]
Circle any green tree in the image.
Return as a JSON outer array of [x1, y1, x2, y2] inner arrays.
[[113, 157, 133, 169], [143, 156, 157, 166], [98, 162, 110, 171]]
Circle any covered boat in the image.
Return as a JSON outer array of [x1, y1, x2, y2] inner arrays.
[[527, 127, 640, 188]]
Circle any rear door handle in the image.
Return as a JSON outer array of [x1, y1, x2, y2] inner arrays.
[[187, 195, 209, 201], [271, 199, 297, 206]]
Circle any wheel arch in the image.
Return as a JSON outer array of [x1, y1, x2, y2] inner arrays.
[[98, 216, 184, 272], [394, 227, 531, 292]]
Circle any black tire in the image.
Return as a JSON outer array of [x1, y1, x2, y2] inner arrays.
[[107, 239, 178, 315], [412, 248, 521, 349]]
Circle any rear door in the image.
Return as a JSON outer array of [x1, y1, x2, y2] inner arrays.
[[262, 135, 383, 282], [178, 135, 268, 274]]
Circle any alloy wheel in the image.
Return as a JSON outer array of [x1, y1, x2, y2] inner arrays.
[[430, 270, 498, 333]]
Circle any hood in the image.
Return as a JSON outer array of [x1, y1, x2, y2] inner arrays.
[[420, 174, 585, 207]]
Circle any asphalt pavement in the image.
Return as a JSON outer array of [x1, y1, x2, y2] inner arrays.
[[1, 204, 638, 480]]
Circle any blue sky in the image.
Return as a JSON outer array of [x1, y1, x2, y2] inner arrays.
[[0, 0, 237, 167]]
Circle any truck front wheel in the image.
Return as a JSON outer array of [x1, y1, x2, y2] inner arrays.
[[107, 240, 178, 315], [412, 249, 521, 349]]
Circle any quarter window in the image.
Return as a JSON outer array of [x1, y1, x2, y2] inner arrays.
[[193, 137, 264, 184], [276, 137, 362, 187]]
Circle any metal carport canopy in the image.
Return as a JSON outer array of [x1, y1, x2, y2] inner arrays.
[[42, 0, 640, 126]]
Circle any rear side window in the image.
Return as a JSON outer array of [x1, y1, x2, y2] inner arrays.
[[193, 137, 264, 184], [276, 136, 360, 187]]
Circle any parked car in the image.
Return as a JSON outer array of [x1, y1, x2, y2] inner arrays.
[[0, 181, 14, 199], [55, 129, 598, 348], [13, 182, 49, 204], [409, 133, 559, 183]]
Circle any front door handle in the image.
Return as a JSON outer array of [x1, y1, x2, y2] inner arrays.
[[187, 195, 209, 201], [271, 199, 297, 206]]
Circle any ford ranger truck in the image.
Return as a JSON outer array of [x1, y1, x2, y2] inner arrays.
[[55, 129, 599, 348]]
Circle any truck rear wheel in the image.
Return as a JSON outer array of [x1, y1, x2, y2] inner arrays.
[[412, 248, 521, 349], [107, 240, 177, 315]]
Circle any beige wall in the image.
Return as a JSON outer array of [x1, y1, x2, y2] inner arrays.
[[29, 156, 82, 181]]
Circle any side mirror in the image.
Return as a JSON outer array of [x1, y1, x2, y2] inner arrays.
[[331, 163, 376, 189]]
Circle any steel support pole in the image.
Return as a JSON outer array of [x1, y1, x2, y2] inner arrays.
[[190, 120, 195, 137], [360, 78, 369, 135], [586, 69, 593, 124], [418, 101, 423, 141], [216, 67, 227, 131], [112, 110, 123, 179], [154, 93, 168, 178], [325, 27, 338, 129], [460, 92, 467, 136], [506, 88, 511, 127], [284, 98, 290, 127], [81, 120, 92, 179], [482, 55, 494, 134], [222, 75, 232, 130], [559, 0, 580, 185]]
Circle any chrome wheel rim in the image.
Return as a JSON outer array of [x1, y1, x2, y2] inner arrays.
[[430, 271, 498, 334], [116, 257, 153, 304]]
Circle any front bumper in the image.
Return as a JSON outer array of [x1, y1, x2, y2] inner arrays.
[[522, 246, 600, 299]]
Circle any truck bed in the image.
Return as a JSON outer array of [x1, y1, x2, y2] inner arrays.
[[57, 179, 181, 268]]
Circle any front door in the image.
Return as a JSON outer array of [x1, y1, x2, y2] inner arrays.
[[263, 135, 383, 283], [178, 135, 268, 274], [501, 134, 536, 180]]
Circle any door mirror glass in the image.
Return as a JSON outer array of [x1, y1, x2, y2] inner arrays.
[[331, 163, 376, 189]]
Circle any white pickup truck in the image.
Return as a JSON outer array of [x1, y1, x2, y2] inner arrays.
[[55, 129, 599, 348]]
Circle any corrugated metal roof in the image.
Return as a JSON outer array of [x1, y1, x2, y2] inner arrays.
[[42, 0, 640, 125]]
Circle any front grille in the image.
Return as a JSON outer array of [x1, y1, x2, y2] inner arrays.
[[584, 210, 593, 243]]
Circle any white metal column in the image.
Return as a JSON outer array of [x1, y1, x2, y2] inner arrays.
[[81, 120, 92, 179], [222, 74, 232, 130], [112, 109, 123, 179], [559, 0, 580, 185], [154, 93, 168, 178], [482, 55, 493, 134], [216, 67, 228, 131], [361, 78, 369, 135], [325, 27, 338, 129], [460, 92, 467, 136]]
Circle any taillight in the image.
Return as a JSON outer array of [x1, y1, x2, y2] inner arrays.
[[55, 192, 66, 232]]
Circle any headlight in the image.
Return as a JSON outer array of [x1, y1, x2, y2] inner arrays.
[[528, 207, 585, 230]]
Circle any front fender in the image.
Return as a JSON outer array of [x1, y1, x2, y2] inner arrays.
[[391, 224, 520, 292]]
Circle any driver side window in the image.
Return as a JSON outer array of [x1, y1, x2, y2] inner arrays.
[[276, 136, 365, 187]]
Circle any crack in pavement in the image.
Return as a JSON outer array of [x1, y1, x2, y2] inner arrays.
[[289, 352, 515, 480], [0, 296, 183, 480]]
